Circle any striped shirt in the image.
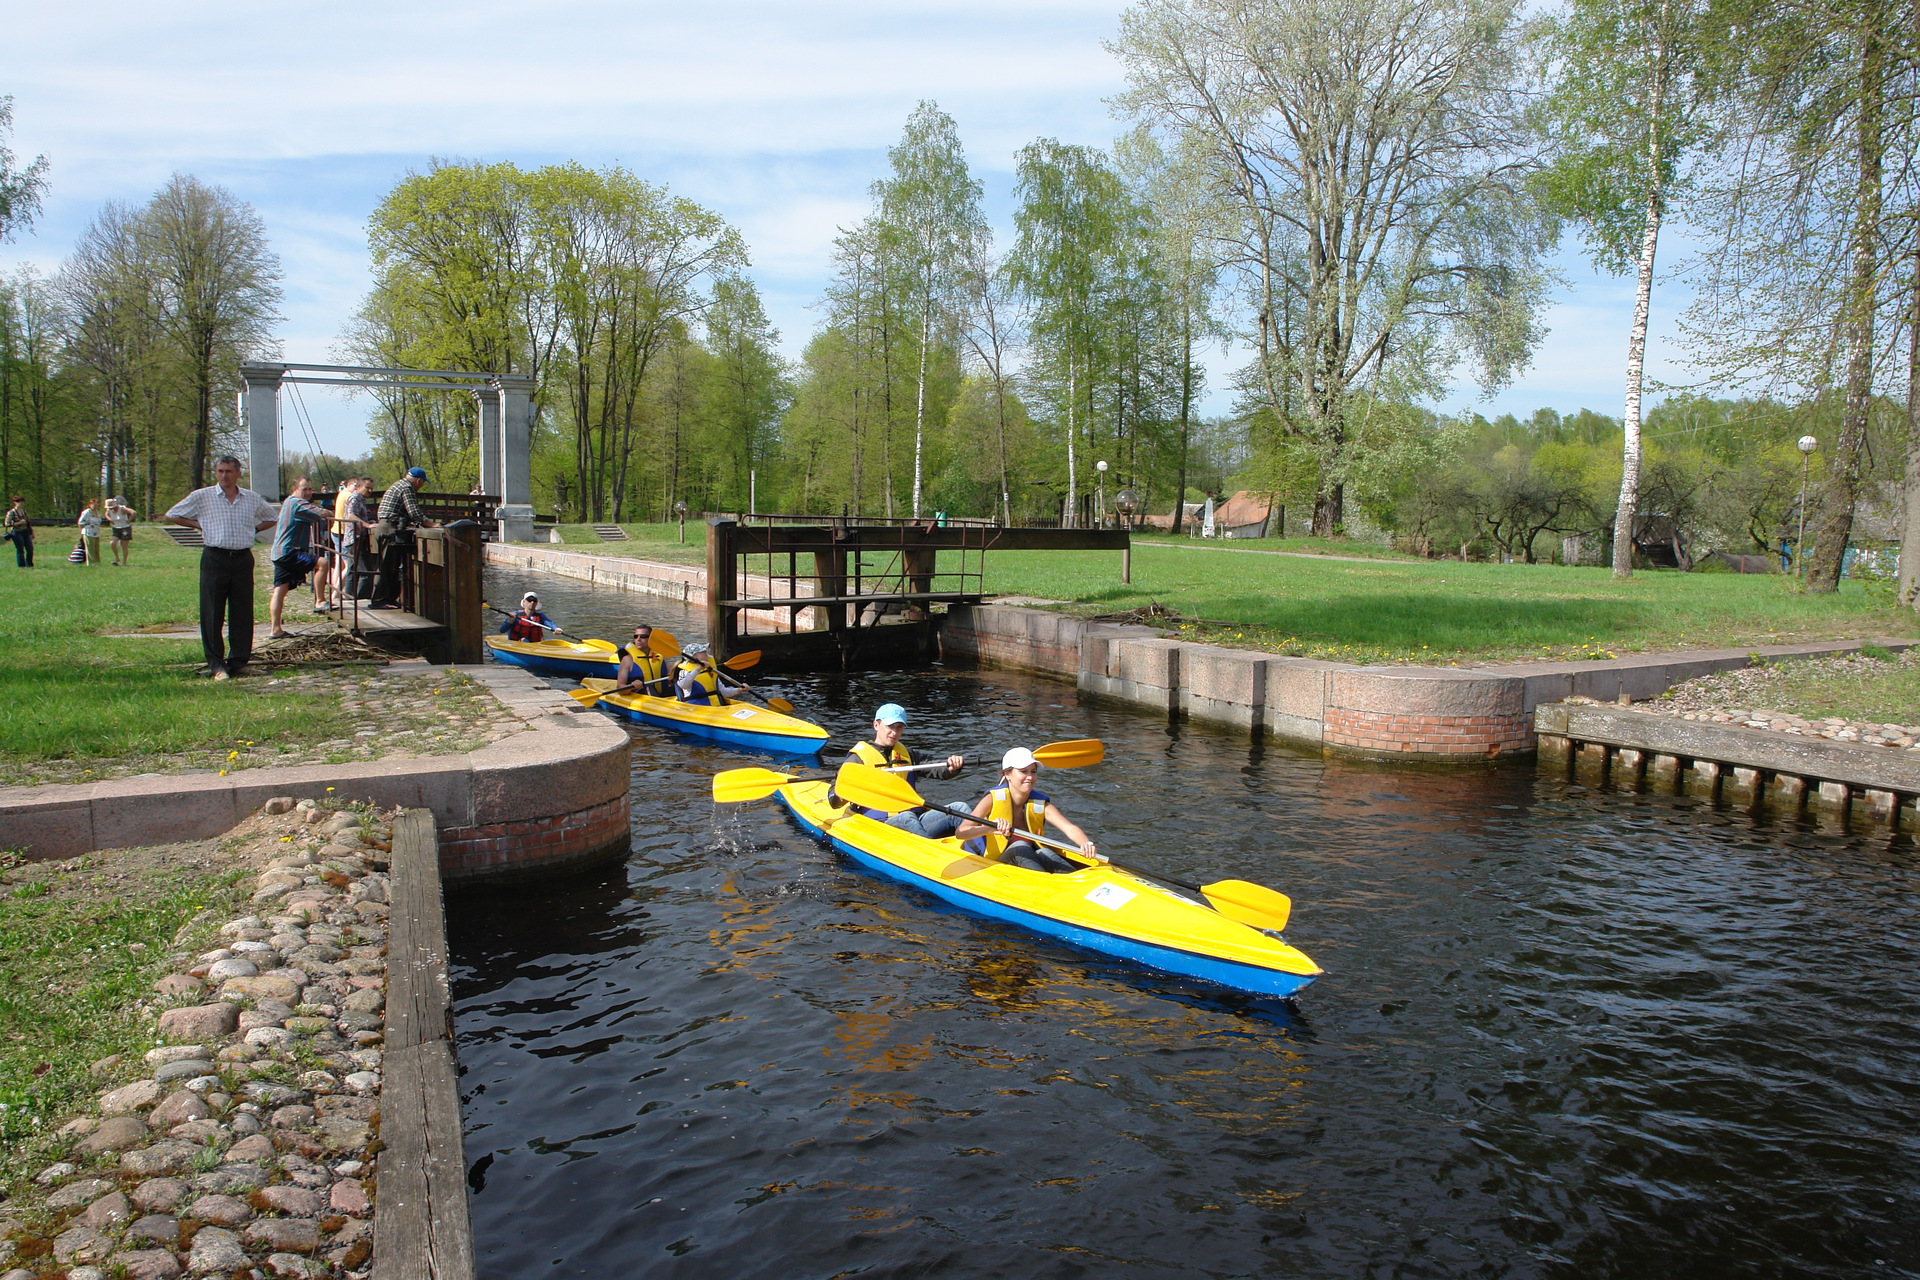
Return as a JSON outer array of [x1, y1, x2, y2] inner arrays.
[[165, 485, 277, 551]]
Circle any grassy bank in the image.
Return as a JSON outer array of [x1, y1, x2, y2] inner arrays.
[[1660, 646, 1920, 725], [0, 840, 249, 1185], [970, 541, 1909, 664], [551, 521, 706, 566]]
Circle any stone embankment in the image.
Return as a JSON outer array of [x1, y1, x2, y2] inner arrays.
[[1, 803, 396, 1280]]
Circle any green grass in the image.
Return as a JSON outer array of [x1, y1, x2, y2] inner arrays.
[[0, 846, 250, 1189], [0, 538, 360, 768], [550, 522, 707, 565], [965, 541, 1911, 664], [1667, 649, 1920, 724]]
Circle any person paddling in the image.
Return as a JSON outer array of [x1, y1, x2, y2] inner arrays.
[[499, 592, 556, 641], [616, 624, 672, 696], [674, 641, 753, 705], [959, 747, 1101, 873], [840, 703, 969, 840]]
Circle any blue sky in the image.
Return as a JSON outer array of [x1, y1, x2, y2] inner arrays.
[[2, 0, 1685, 458]]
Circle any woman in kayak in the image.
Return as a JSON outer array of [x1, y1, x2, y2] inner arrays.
[[961, 747, 1101, 874], [500, 592, 556, 640], [675, 641, 754, 705]]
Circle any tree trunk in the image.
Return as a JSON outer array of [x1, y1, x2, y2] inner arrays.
[[1613, 173, 1664, 579], [1900, 243, 1920, 609], [912, 309, 928, 518], [1065, 354, 1078, 528]]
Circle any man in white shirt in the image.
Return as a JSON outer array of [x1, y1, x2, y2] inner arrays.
[[165, 456, 279, 681]]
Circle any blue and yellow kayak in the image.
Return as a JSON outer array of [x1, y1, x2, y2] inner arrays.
[[484, 634, 622, 681], [580, 678, 829, 757], [776, 780, 1321, 998]]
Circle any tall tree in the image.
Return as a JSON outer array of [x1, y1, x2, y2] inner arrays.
[[0, 96, 49, 243], [872, 102, 986, 518], [1113, 0, 1555, 534], [702, 274, 787, 512], [1537, 0, 1710, 578]]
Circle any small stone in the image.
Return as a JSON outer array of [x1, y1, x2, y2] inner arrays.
[[130, 1177, 190, 1212], [267, 1253, 331, 1279], [75, 1116, 149, 1154], [157, 1001, 239, 1042], [35, 1160, 78, 1183], [58, 1115, 100, 1138], [248, 1218, 322, 1251], [298, 1070, 339, 1093], [119, 1139, 199, 1176], [149, 1089, 212, 1130], [245, 1082, 300, 1106], [187, 1225, 249, 1272], [343, 1071, 379, 1095], [185, 1075, 223, 1094], [112, 1249, 183, 1279], [271, 1103, 318, 1128], [206, 956, 260, 981], [231, 1112, 265, 1135], [89, 1054, 125, 1078], [286, 1017, 332, 1035], [68, 1268, 107, 1280], [126, 1213, 180, 1244], [226, 1133, 276, 1163], [263, 796, 296, 815], [145, 1045, 211, 1067], [222, 973, 303, 1004], [99, 1078, 165, 1113], [329, 1178, 369, 1215], [51, 1225, 112, 1265], [317, 1115, 370, 1151], [154, 1058, 214, 1084], [80, 1191, 132, 1229], [47, 1177, 117, 1209], [192, 1164, 266, 1194], [259, 1184, 325, 1217], [342, 987, 383, 1014], [188, 1193, 254, 1226]]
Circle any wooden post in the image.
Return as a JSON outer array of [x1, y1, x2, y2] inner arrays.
[[706, 517, 739, 658], [1612, 747, 1646, 788], [446, 521, 482, 664], [1685, 759, 1722, 799], [1769, 773, 1809, 814]]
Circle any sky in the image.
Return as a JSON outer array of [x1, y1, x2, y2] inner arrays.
[[1, 0, 1689, 459]]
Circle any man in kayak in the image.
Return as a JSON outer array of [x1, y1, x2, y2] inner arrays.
[[842, 703, 970, 839], [616, 624, 672, 696], [675, 641, 754, 705], [960, 747, 1101, 873], [499, 592, 556, 640]]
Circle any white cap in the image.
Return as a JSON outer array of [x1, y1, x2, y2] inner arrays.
[[1001, 747, 1039, 770]]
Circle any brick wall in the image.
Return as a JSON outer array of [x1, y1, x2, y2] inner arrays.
[[1322, 707, 1535, 760], [439, 794, 631, 882]]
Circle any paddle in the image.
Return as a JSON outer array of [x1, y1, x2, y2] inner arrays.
[[832, 764, 1293, 934], [484, 601, 581, 642]]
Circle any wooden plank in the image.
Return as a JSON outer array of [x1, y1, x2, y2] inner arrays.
[[727, 524, 1128, 554], [342, 610, 445, 635], [373, 808, 474, 1280]]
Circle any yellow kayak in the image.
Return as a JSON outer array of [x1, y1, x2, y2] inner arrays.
[[777, 780, 1322, 998], [580, 678, 829, 756], [484, 634, 621, 680]]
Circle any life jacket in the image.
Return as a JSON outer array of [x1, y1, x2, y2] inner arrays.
[[964, 786, 1050, 860], [676, 658, 723, 705], [506, 612, 548, 642], [620, 647, 667, 693], [847, 740, 914, 819]]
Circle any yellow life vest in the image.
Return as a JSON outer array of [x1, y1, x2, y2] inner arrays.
[[676, 658, 722, 704], [620, 647, 666, 692], [974, 785, 1049, 861], [847, 740, 914, 817]]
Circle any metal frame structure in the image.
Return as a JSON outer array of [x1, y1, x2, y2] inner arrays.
[[238, 360, 538, 541]]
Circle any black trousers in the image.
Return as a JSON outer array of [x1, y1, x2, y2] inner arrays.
[[199, 547, 254, 672], [372, 535, 410, 608], [9, 531, 31, 567]]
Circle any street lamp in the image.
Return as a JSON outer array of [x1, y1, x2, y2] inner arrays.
[[1796, 435, 1817, 578], [1095, 460, 1108, 529], [1115, 488, 1138, 584], [672, 499, 690, 544]]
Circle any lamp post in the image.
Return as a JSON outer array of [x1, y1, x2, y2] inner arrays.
[[1796, 435, 1817, 578], [1096, 460, 1108, 529], [1115, 488, 1138, 584], [673, 500, 689, 544]]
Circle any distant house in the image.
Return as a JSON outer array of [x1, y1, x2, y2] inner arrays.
[[1212, 491, 1275, 538]]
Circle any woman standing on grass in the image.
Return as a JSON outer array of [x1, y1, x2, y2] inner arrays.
[[77, 499, 103, 565], [107, 496, 138, 565], [4, 496, 32, 568]]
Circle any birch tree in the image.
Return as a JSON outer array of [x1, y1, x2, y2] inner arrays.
[[1112, 0, 1555, 534], [1537, 0, 1709, 578]]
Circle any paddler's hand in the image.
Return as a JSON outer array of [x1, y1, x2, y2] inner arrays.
[[994, 818, 1013, 837], [1079, 841, 1101, 860], [946, 754, 964, 773]]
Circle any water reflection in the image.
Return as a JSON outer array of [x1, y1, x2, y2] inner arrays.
[[453, 563, 1920, 1279]]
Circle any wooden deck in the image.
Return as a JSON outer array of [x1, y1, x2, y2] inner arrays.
[[334, 606, 445, 636]]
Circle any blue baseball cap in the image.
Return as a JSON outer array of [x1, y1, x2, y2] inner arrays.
[[874, 703, 908, 725], [406, 466, 427, 480]]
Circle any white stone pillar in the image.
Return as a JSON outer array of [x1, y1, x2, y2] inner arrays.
[[239, 361, 285, 500], [494, 375, 536, 542], [473, 385, 502, 499]]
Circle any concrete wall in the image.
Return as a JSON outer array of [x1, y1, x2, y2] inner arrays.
[[945, 602, 1916, 763]]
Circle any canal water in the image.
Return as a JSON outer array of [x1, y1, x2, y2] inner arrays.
[[451, 564, 1920, 1279]]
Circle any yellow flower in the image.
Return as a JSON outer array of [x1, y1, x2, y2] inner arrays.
[[218, 770, 228, 776]]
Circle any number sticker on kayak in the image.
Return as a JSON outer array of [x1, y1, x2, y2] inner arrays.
[[1085, 883, 1135, 910], [731, 707, 757, 720]]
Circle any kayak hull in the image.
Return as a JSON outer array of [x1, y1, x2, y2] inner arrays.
[[775, 781, 1319, 999], [583, 679, 829, 757], [484, 635, 620, 681]]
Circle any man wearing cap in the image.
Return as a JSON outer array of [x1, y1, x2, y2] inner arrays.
[[674, 641, 754, 705], [842, 704, 969, 839], [499, 592, 556, 641], [371, 467, 439, 610], [960, 747, 1099, 873]]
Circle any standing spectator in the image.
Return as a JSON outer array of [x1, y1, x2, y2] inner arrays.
[[106, 496, 138, 565], [371, 466, 438, 610], [4, 496, 32, 568], [164, 455, 277, 681], [77, 498, 104, 565], [343, 476, 377, 603], [267, 475, 334, 639]]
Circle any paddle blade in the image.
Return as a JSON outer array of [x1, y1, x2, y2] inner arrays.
[[566, 688, 603, 708], [724, 650, 761, 670], [712, 767, 799, 804], [649, 629, 681, 657], [581, 638, 620, 652], [580, 677, 617, 692], [1197, 879, 1292, 932], [833, 762, 924, 815], [1033, 739, 1104, 769], [765, 696, 795, 714]]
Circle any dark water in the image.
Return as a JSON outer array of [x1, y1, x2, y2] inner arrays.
[[451, 565, 1920, 1279]]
